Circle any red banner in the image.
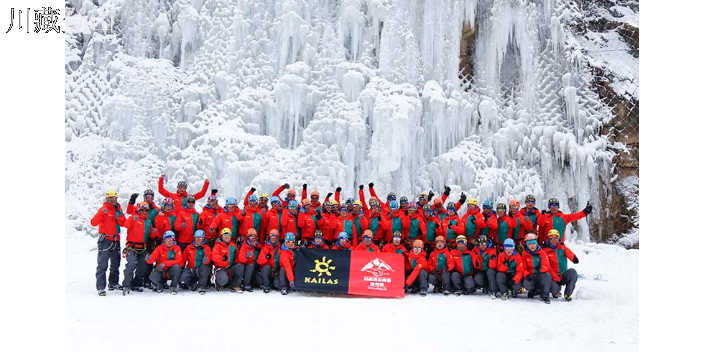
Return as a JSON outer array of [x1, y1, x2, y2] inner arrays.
[[348, 251, 405, 298]]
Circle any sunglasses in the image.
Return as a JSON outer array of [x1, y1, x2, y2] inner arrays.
[[144, 195, 154, 199], [138, 208, 148, 212], [526, 200, 535, 204], [549, 203, 559, 207], [447, 208, 456, 212], [187, 201, 195, 204], [412, 246, 422, 250], [339, 238, 348, 241]]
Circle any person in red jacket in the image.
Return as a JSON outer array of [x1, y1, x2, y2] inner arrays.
[[472, 235, 499, 298], [211, 197, 244, 248], [477, 200, 499, 244], [198, 194, 221, 242], [158, 174, 210, 213], [232, 228, 261, 293], [257, 230, 282, 293], [336, 206, 368, 247], [212, 228, 238, 291], [154, 198, 177, 241], [521, 233, 558, 304], [433, 197, 447, 222], [495, 203, 517, 253], [281, 200, 302, 242], [179, 230, 212, 294], [174, 195, 201, 251], [382, 231, 408, 255], [543, 229, 580, 302], [406, 239, 429, 296], [301, 184, 322, 211], [422, 204, 441, 253], [367, 182, 393, 214], [496, 238, 525, 300], [240, 194, 264, 239], [440, 202, 465, 245], [331, 232, 352, 250], [517, 195, 542, 243], [277, 233, 297, 295], [367, 202, 389, 246], [126, 189, 161, 233], [146, 231, 183, 294], [308, 231, 330, 249], [242, 187, 269, 215], [406, 202, 426, 242], [263, 197, 286, 240], [298, 199, 317, 245], [428, 236, 455, 295], [121, 202, 156, 295], [354, 230, 380, 252], [508, 199, 533, 253], [91, 190, 126, 295], [321, 201, 337, 245], [461, 198, 486, 244], [449, 235, 478, 295], [537, 198, 592, 243], [272, 183, 297, 208], [385, 200, 408, 243]]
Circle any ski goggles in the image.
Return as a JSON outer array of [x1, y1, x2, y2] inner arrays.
[[548, 202, 560, 208], [187, 200, 196, 204], [482, 205, 492, 210], [412, 246, 423, 250], [525, 200, 535, 204]]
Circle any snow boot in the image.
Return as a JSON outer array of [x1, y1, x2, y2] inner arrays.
[[491, 292, 497, 300], [263, 286, 271, 293], [541, 297, 551, 304], [482, 287, 488, 295], [199, 287, 206, 295], [98, 289, 106, 296], [564, 294, 572, 302], [171, 287, 177, 295], [244, 285, 253, 292], [454, 290, 462, 296], [420, 288, 427, 297], [281, 288, 289, 295], [501, 292, 509, 301], [443, 289, 451, 296], [215, 285, 223, 292], [189, 283, 197, 291], [469, 288, 477, 295], [108, 284, 122, 291], [511, 290, 518, 298], [527, 290, 535, 299], [132, 286, 144, 293], [231, 286, 243, 294], [552, 291, 562, 298], [122, 288, 130, 296]]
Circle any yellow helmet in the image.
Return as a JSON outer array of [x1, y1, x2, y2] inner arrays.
[[331, 200, 340, 206], [456, 235, 468, 244], [259, 193, 270, 200], [106, 190, 118, 198], [467, 198, 478, 205], [353, 200, 363, 207], [548, 229, 560, 238], [220, 228, 233, 237]]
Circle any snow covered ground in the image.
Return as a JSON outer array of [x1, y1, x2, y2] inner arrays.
[[65, 229, 638, 352]]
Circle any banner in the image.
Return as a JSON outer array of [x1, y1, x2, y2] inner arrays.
[[295, 248, 405, 298]]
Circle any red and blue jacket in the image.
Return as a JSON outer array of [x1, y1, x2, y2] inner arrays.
[[461, 207, 487, 240], [406, 250, 429, 285], [537, 210, 587, 244], [331, 240, 352, 250], [496, 214, 517, 244], [406, 212, 426, 241], [441, 214, 465, 243], [279, 244, 296, 282], [510, 213, 533, 242], [146, 243, 182, 269], [126, 202, 160, 223], [297, 209, 317, 241], [180, 243, 212, 269], [428, 247, 456, 273], [257, 241, 283, 272], [90, 202, 126, 239], [336, 214, 369, 247], [321, 213, 338, 242], [478, 211, 498, 242], [211, 238, 237, 269], [154, 210, 177, 239], [422, 214, 441, 244], [236, 238, 261, 266], [124, 213, 156, 246], [450, 248, 478, 276], [240, 206, 264, 239], [366, 210, 389, 241], [212, 207, 244, 241], [197, 204, 221, 240], [521, 245, 560, 281], [472, 245, 498, 271], [543, 241, 577, 275]]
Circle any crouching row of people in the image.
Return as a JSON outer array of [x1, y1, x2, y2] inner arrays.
[[402, 229, 579, 303]]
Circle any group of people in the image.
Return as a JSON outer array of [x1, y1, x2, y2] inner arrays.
[[92, 176, 592, 303]]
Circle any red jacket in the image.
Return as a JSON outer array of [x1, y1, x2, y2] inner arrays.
[[90, 202, 126, 238], [180, 243, 212, 269], [382, 242, 408, 256], [211, 239, 237, 269], [331, 240, 352, 250], [158, 176, 210, 213], [406, 250, 429, 285], [197, 205, 221, 240], [211, 208, 244, 240], [543, 241, 577, 275], [384, 210, 409, 242], [478, 211, 499, 242], [240, 207, 265, 240], [537, 210, 587, 243], [460, 207, 486, 240], [279, 246, 296, 282], [335, 215, 369, 247], [497, 251, 525, 284], [422, 215, 441, 244], [236, 238, 261, 265], [153, 210, 177, 239], [281, 211, 301, 240], [308, 242, 330, 249], [510, 212, 533, 242], [257, 242, 282, 271], [124, 213, 156, 245], [518, 207, 542, 236], [146, 243, 182, 269], [321, 213, 338, 242], [368, 186, 389, 214], [496, 214, 518, 244], [522, 246, 560, 281], [428, 247, 456, 273], [263, 208, 286, 238], [354, 243, 380, 252], [243, 189, 269, 214], [450, 248, 478, 276], [366, 210, 389, 241], [297, 210, 317, 240], [174, 207, 200, 244], [301, 189, 322, 210], [406, 212, 426, 241], [472, 246, 498, 271], [440, 214, 465, 242]]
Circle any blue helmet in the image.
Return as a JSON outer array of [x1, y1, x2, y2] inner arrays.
[[345, 197, 354, 205], [503, 238, 515, 249], [288, 200, 298, 208], [163, 231, 175, 240], [338, 232, 349, 240], [271, 197, 281, 205], [248, 194, 258, 203], [284, 232, 296, 242], [389, 200, 399, 210], [482, 199, 493, 209], [194, 230, 205, 239], [225, 197, 238, 206]]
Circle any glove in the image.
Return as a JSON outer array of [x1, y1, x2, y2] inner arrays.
[[583, 203, 593, 215], [524, 216, 530, 223], [222, 255, 228, 261], [250, 187, 256, 193], [241, 209, 246, 216], [129, 193, 138, 204], [283, 183, 290, 189], [209, 227, 215, 233], [315, 208, 322, 216], [326, 192, 333, 199], [503, 260, 508, 266], [236, 237, 244, 247], [573, 256, 579, 264], [335, 187, 342, 192], [181, 221, 187, 229], [428, 190, 435, 200], [145, 253, 151, 262], [316, 214, 323, 221], [302, 240, 310, 247], [289, 281, 295, 290], [266, 254, 272, 259], [470, 217, 476, 224], [203, 255, 209, 262], [303, 183, 307, 190], [541, 210, 547, 215], [156, 263, 165, 271], [359, 184, 364, 190], [443, 186, 450, 196], [458, 192, 467, 205], [246, 250, 253, 259], [102, 208, 108, 214], [509, 210, 514, 217], [368, 182, 374, 188], [212, 189, 218, 195]]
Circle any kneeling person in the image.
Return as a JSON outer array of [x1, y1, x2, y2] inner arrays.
[[232, 228, 261, 293], [543, 229, 579, 302], [180, 230, 212, 294], [147, 231, 183, 294], [212, 228, 237, 291], [450, 235, 478, 295], [428, 236, 455, 295], [406, 239, 429, 297], [496, 239, 524, 300]]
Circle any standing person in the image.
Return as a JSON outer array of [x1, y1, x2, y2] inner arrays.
[[154, 198, 177, 241], [180, 230, 212, 294], [537, 198, 592, 243], [158, 174, 210, 213], [281, 200, 302, 242], [440, 202, 465, 246], [174, 195, 200, 251], [366, 201, 389, 247], [428, 236, 455, 295], [478, 200, 498, 244], [472, 235, 499, 298], [198, 193, 221, 241], [354, 230, 380, 252], [272, 183, 296, 208], [543, 229, 580, 302], [298, 199, 317, 246], [449, 235, 478, 296], [405, 239, 429, 297], [461, 198, 487, 243], [422, 204, 441, 253], [243, 187, 270, 215], [232, 228, 262, 293], [406, 202, 426, 243], [321, 201, 337, 245], [91, 190, 126, 296], [382, 231, 409, 255], [496, 239, 525, 300], [385, 200, 409, 244], [521, 233, 558, 304], [495, 203, 517, 253], [308, 231, 330, 249], [122, 202, 156, 295], [240, 194, 264, 240], [257, 230, 282, 293], [517, 195, 541, 251], [331, 232, 352, 250], [277, 233, 297, 295], [263, 197, 286, 241], [509, 199, 533, 252], [301, 184, 323, 212], [433, 198, 447, 222], [212, 228, 238, 291], [211, 197, 244, 248], [368, 182, 394, 214], [335, 206, 367, 247], [146, 231, 183, 294], [126, 189, 161, 225]]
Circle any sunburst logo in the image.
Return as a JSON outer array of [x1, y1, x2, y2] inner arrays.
[[310, 256, 336, 277]]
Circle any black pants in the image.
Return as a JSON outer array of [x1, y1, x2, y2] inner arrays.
[[95, 240, 121, 291], [180, 265, 212, 289], [149, 264, 183, 289], [523, 272, 552, 300], [428, 270, 451, 291], [233, 263, 255, 288], [122, 248, 149, 290], [550, 268, 578, 296], [496, 272, 522, 294]]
